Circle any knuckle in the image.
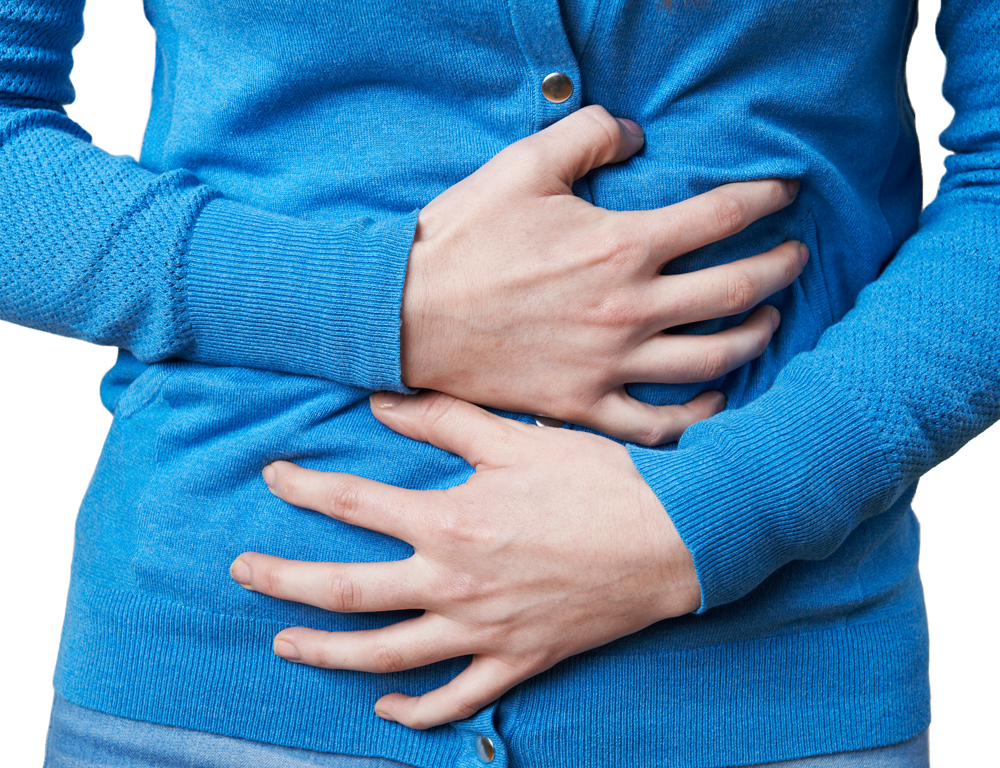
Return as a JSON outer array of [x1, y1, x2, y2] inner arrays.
[[696, 346, 730, 382], [579, 103, 613, 122], [478, 621, 513, 649], [325, 571, 361, 612], [578, 104, 619, 141], [442, 572, 486, 604], [767, 178, 788, 206], [602, 226, 648, 269], [513, 142, 549, 178], [370, 641, 409, 674], [726, 269, 757, 313], [416, 391, 459, 430], [429, 502, 490, 548], [445, 517, 491, 548], [712, 191, 748, 235], [408, 711, 438, 731], [322, 480, 362, 524], [634, 422, 668, 447], [257, 562, 286, 597], [427, 492, 480, 542], [315, 642, 341, 670], [574, 105, 622, 168], [274, 467, 298, 498], [447, 695, 482, 722], [427, 505, 465, 541], [594, 293, 642, 330]]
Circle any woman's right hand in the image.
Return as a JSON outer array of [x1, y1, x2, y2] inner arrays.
[[401, 105, 806, 446]]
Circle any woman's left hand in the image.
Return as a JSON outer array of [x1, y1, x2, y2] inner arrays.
[[230, 391, 701, 730]]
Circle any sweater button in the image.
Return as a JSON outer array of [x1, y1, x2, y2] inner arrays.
[[475, 734, 496, 763], [541, 72, 573, 103]]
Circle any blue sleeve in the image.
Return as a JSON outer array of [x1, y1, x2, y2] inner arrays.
[[0, 0, 417, 392], [629, 0, 1000, 611]]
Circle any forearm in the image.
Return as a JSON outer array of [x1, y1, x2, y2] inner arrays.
[[1, 0, 416, 391], [630, 0, 1000, 610]]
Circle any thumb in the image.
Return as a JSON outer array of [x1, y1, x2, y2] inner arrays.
[[369, 391, 516, 467], [514, 105, 645, 189]]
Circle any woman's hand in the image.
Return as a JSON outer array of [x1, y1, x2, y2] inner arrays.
[[401, 105, 806, 445], [230, 391, 700, 729]]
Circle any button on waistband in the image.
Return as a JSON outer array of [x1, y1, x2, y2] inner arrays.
[[541, 72, 573, 103]]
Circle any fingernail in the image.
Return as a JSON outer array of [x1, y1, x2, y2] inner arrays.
[[771, 307, 782, 331], [617, 118, 644, 138], [370, 391, 404, 409], [798, 241, 810, 266], [786, 178, 800, 198], [230, 559, 251, 587], [274, 639, 300, 662], [262, 464, 276, 488], [374, 708, 396, 722]]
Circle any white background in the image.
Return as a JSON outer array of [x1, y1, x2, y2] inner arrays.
[[2, 0, 997, 764]]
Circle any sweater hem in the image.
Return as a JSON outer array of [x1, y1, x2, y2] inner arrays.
[[54, 579, 930, 768]]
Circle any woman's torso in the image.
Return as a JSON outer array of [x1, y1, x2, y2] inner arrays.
[[58, 2, 930, 765]]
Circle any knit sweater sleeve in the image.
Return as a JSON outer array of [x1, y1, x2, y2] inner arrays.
[[629, 0, 1000, 612], [0, 0, 416, 391]]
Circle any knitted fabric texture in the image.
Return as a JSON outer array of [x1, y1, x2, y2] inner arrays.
[[2, 0, 997, 766]]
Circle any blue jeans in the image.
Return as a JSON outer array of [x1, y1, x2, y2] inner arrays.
[[44, 694, 929, 767]]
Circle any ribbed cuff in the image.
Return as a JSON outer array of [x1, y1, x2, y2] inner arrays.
[[184, 198, 420, 392], [629, 366, 893, 612]]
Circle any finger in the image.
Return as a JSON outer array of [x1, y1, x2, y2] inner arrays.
[[626, 305, 781, 384], [272, 614, 468, 674], [652, 240, 808, 327], [375, 656, 526, 730], [230, 553, 423, 613], [574, 389, 727, 447], [261, 461, 437, 541], [621, 178, 799, 265], [508, 104, 645, 189], [370, 391, 520, 467]]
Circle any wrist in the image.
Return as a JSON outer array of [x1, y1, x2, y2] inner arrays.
[[399, 217, 436, 389], [638, 479, 702, 620], [659, 525, 703, 619]]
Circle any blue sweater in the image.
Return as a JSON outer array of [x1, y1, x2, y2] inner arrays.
[[2, 0, 998, 766]]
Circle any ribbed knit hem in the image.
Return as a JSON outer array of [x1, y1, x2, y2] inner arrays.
[[54, 579, 929, 768], [185, 198, 419, 392], [630, 365, 894, 612], [505, 609, 929, 767], [54, 580, 462, 768]]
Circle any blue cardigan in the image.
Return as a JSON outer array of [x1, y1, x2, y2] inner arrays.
[[2, 0, 997, 765]]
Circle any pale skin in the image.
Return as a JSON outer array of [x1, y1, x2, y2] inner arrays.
[[230, 105, 806, 729], [401, 106, 806, 445]]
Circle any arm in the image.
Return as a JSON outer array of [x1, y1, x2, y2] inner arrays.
[[0, 0, 420, 391], [2, 0, 808, 439], [224, 0, 999, 729], [627, 0, 1000, 610]]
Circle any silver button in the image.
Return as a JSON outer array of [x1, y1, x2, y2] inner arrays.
[[475, 734, 496, 763], [541, 72, 573, 103], [534, 415, 565, 428]]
